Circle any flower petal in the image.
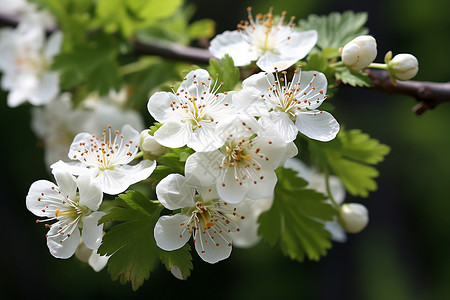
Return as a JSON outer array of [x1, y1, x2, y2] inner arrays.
[[246, 170, 277, 200], [277, 30, 318, 60], [195, 223, 232, 264], [296, 110, 340, 142], [154, 120, 192, 148], [258, 112, 298, 142], [88, 251, 109, 272], [185, 151, 222, 186], [81, 211, 105, 250], [47, 223, 80, 259], [209, 30, 258, 66], [187, 121, 225, 152], [77, 175, 103, 211], [232, 86, 270, 117], [156, 174, 195, 210], [52, 170, 77, 202], [26, 179, 60, 217], [147, 91, 178, 122], [216, 167, 249, 204], [154, 214, 192, 251]]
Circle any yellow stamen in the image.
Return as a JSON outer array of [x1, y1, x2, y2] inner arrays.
[[199, 211, 214, 229]]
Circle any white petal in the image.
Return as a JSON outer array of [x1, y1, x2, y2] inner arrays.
[[52, 170, 77, 201], [187, 121, 225, 152], [246, 170, 277, 200], [325, 220, 347, 243], [257, 52, 301, 73], [147, 92, 178, 122], [277, 30, 318, 60], [94, 159, 156, 195], [232, 87, 270, 117], [209, 30, 258, 66], [47, 223, 80, 259], [154, 120, 192, 148], [120, 124, 140, 146], [88, 251, 109, 272], [26, 179, 60, 217], [81, 211, 105, 250], [195, 223, 232, 264], [154, 214, 192, 251], [185, 151, 222, 186], [44, 30, 63, 59], [295, 71, 328, 97], [156, 174, 195, 210], [215, 114, 261, 141], [77, 175, 103, 211], [329, 176, 346, 205], [179, 69, 211, 96], [50, 160, 94, 176], [216, 167, 249, 204], [6, 89, 27, 107], [29, 72, 59, 105], [250, 135, 287, 170], [258, 112, 298, 142], [296, 110, 340, 142], [68, 132, 93, 161]]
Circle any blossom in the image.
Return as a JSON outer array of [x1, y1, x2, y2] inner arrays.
[[0, 14, 62, 107], [185, 114, 297, 204], [75, 240, 109, 272], [233, 69, 339, 142], [154, 173, 247, 263], [147, 69, 234, 152], [387, 53, 419, 81], [26, 171, 104, 259], [341, 35, 377, 72], [284, 158, 347, 242], [31, 92, 145, 167], [51, 124, 156, 195], [209, 7, 317, 72], [140, 129, 168, 158], [340, 203, 369, 233]]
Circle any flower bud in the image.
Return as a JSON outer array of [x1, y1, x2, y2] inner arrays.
[[341, 35, 377, 72], [340, 203, 369, 233], [140, 129, 167, 157], [388, 53, 419, 81]]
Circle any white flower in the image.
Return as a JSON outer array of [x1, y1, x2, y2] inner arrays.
[[284, 158, 347, 242], [0, 0, 56, 28], [340, 203, 369, 233], [31, 92, 145, 167], [341, 35, 377, 72], [388, 53, 419, 81], [209, 7, 317, 72], [26, 171, 104, 259], [140, 129, 168, 157], [154, 173, 247, 264], [75, 240, 109, 272], [234, 69, 339, 142], [0, 14, 62, 107], [51, 124, 156, 195], [185, 114, 297, 204], [229, 197, 274, 248], [147, 69, 234, 152]]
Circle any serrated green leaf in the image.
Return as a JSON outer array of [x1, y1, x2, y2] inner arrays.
[[308, 129, 390, 197], [298, 11, 369, 49], [335, 67, 371, 87], [158, 244, 193, 280], [98, 191, 163, 291], [258, 168, 336, 262], [208, 55, 240, 91]]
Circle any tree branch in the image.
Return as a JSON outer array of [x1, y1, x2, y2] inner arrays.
[[1, 13, 449, 115]]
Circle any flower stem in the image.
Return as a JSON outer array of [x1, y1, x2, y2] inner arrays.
[[329, 61, 344, 68], [324, 168, 340, 211], [368, 63, 388, 70], [134, 151, 143, 159]]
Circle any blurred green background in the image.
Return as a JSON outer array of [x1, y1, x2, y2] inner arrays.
[[1, 0, 449, 299]]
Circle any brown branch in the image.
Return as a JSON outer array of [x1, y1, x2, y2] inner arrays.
[[366, 69, 450, 115], [1, 13, 449, 115]]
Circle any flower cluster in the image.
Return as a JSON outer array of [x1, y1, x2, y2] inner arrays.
[[147, 66, 339, 263]]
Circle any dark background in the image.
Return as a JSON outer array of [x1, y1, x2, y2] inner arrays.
[[1, 0, 450, 299]]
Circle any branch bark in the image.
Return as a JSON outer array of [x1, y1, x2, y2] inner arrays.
[[2, 13, 449, 115]]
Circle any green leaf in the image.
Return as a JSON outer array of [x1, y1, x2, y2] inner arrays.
[[188, 19, 216, 40], [98, 191, 163, 290], [149, 147, 194, 188], [158, 244, 193, 280], [308, 129, 390, 197], [258, 168, 336, 262], [298, 11, 369, 49], [208, 55, 240, 91], [335, 67, 371, 87]]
